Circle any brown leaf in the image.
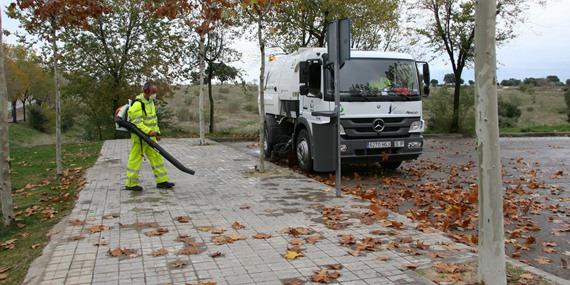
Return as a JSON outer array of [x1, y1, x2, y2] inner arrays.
[[108, 248, 123, 257], [561, 258, 568, 269], [283, 278, 304, 285], [326, 264, 343, 270], [209, 251, 223, 258], [402, 263, 418, 270], [253, 233, 272, 239], [175, 216, 191, 223], [144, 228, 169, 237], [535, 257, 552, 264], [151, 248, 168, 257], [211, 228, 226, 235], [67, 236, 85, 241], [376, 256, 390, 261], [0, 267, 9, 274], [178, 246, 200, 255], [519, 273, 536, 280], [94, 240, 108, 246], [0, 274, 7, 281], [310, 269, 341, 283], [306, 234, 322, 244], [69, 219, 85, 226], [88, 225, 110, 233], [31, 243, 42, 249], [102, 213, 119, 219], [169, 259, 188, 269], [197, 226, 213, 232], [1, 239, 16, 250], [289, 238, 305, 246], [541, 241, 557, 247], [239, 205, 251, 210], [231, 221, 245, 229], [229, 233, 247, 241]]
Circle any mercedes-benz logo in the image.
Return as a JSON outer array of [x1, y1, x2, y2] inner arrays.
[[372, 119, 385, 133]]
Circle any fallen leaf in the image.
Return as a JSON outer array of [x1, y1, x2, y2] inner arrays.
[[0, 268, 9, 274], [94, 240, 108, 246], [231, 221, 245, 229], [283, 278, 304, 285], [310, 268, 341, 283], [169, 259, 188, 269], [290, 238, 305, 246], [178, 246, 201, 255], [229, 233, 247, 241], [144, 228, 169, 237], [561, 258, 568, 269], [151, 248, 168, 257], [253, 233, 272, 239], [175, 216, 191, 223], [239, 205, 251, 210], [376, 256, 390, 261], [108, 248, 123, 257], [402, 263, 418, 270], [197, 226, 213, 232], [284, 250, 304, 260], [535, 257, 552, 264], [326, 264, 343, 270], [209, 251, 223, 258], [306, 234, 322, 244], [31, 243, 42, 249], [67, 236, 85, 241], [1, 239, 16, 250], [0, 274, 7, 281], [102, 213, 119, 219], [88, 225, 110, 233], [68, 219, 85, 226], [519, 273, 536, 280]]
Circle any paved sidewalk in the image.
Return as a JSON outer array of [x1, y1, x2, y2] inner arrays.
[[28, 139, 478, 285]]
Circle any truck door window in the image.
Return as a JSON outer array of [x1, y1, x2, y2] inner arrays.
[[308, 62, 322, 97]]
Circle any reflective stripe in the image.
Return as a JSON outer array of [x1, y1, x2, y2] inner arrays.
[[144, 115, 157, 120], [145, 122, 157, 127], [127, 177, 140, 183], [126, 168, 139, 174], [154, 172, 168, 178], [130, 118, 143, 124], [152, 163, 165, 170]]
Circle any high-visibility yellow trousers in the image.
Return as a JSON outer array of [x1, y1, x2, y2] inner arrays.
[[125, 135, 169, 187]]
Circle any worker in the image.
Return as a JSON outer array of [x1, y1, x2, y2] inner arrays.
[[125, 81, 175, 191]]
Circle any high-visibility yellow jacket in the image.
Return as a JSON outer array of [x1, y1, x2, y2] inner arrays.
[[128, 93, 160, 135]]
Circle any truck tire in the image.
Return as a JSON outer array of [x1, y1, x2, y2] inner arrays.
[[296, 129, 313, 171], [380, 161, 402, 170]]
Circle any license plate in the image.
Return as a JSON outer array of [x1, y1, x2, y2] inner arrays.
[[367, 141, 391, 149]]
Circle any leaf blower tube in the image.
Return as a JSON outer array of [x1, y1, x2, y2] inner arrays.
[[115, 117, 195, 175]]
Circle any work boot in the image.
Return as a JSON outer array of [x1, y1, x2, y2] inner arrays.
[[157, 182, 175, 189], [125, 185, 143, 191]]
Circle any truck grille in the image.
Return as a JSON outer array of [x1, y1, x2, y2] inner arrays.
[[341, 117, 420, 139]]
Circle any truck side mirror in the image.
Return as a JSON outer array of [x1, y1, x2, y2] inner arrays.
[[300, 85, 309, 96], [422, 63, 430, 96]]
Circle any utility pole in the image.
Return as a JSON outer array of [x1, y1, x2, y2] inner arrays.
[[0, 9, 15, 226], [475, 1, 506, 284]]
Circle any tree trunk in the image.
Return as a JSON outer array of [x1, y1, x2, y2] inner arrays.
[[198, 35, 206, 145], [450, 75, 462, 133], [0, 11, 15, 226], [11, 101, 17, 123], [257, 17, 266, 173], [52, 24, 63, 176], [21, 98, 26, 122], [208, 68, 214, 134], [475, 1, 506, 284]]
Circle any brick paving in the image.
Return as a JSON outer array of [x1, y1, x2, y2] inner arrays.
[[31, 139, 477, 285]]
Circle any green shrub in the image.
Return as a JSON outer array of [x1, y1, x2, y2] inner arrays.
[[526, 106, 534, 112], [243, 102, 258, 114], [227, 101, 241, 113], [219, 87, 230, 94], [424, 87, 475, 134], [184, 95, 193, 106], [175, 107, 194, 122], [28, 104, 49, 133], [498, 99, 521, 128]]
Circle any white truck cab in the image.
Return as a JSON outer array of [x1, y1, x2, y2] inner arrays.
[[264, 48, 430, 172]]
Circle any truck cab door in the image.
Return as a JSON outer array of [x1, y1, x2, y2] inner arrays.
[[299, 60, 329, 125]]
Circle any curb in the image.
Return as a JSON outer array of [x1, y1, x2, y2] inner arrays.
[[507, 258, 570, 285]]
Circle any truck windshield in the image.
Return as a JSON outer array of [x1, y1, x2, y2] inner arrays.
[[326, 59, 420, 101]]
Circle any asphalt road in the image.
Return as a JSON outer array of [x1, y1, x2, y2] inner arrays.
[[222, 137, 570, 279]]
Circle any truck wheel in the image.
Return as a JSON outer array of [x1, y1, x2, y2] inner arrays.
[[380, 161, 402, 170], [296, 129, 313, 171]]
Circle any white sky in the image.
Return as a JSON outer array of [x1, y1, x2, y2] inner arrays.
[[3, 0, 569, 83]]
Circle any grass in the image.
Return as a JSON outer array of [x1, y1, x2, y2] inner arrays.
[[8, 123, 54, 147], [0, 132, 102, 285], [501, 123, 570, 133]]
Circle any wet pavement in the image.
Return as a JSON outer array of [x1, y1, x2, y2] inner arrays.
[[224, 136, 570, 280]]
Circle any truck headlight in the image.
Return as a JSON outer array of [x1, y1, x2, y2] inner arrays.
[[409, 120, 424, 133], [339, 124, 346, 135]]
